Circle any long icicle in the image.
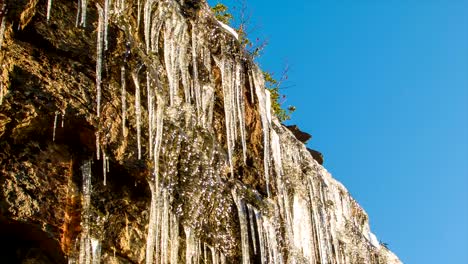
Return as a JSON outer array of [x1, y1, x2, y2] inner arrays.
[[137, 0, 142, 30], [80, 0, 88, 27], [146, 179, 158, 264], [251, 66, 271, 196], [75, 0, 81, 27], [147, 72, 153, 157], [0, 7, 7, 50], [235, 60, 247, 163], [96, 4, 104, 118], [132, 70, 142, 159], [144, 0, 154, 54], [53, 112, 58, 142], [153, 95, 164, 185], [0, 84, 3, 106], [232, 188, 250, 264], [102, 151, 107, 186], [191, 22, 202, 121], [80, 159, 93, 264], [121, 66, 127, 135], [103, 0, 110, 51]]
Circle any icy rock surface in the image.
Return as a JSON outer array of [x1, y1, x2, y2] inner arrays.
[[0, 0, 401, 263]]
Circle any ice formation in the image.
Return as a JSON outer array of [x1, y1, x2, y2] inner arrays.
[[0, 84, 3, 105], [0, 11, 6, 50], [102, 151, 107, 186], [76, 160, 102, 264], [103, 0, 110, 51], [53, 112, 58, 142], [79, 0, 88, 27], [132, 70, 142, 160], [95, 4, 104, 118], [46, 0, 52, 22], [217, 20, 239, 40], [40, 0, 401, 263], [121, 66, 127, 135]]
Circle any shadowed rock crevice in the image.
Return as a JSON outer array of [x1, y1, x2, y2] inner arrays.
[[0, 218, 65, 264]]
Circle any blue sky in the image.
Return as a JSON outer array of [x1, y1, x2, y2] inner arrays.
[[209, 0, 468, 263]]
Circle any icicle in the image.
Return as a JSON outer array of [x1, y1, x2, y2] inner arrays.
[[79, 160, 93, 264], [90, 237, 101, 264], [46, 0, 52, 22], [162, 12, 190, 106], [203, 244, 208, 263], [144, 0, 155, 54], [235, 60, 247, 163], [102, 151, 106, 186], [61, 113, 65, 128], [121, 66, 127, 135], [160, 191, 170, 264], [102, 0, 109, 51], [163, 27, 175, 106], [247, 204, 257, 255], [292, 195, 314, 261], [170, 213, 180, 264], [150, 16, 162, 54], [179, 26, 191, 104], [215, 56, 235, 176], [231, 189, 250, 264], [145, 180, 157, 264], [0, 8, 6, 50], [201, 84, 214, 128], [95, 4, 104, 118], [264, 217, 282, 264], [270, 129, 282, 177], [80, 0, 88, 27], [251, 66, 271, 196], [210, 246, 218, 264], [75, 0, 81, 27], [265, 89, 272, 124], [253, 208, 267, 264], [0, 84, 3, 105], [137, 0, 142, 30], [132, 71, 142, 159], [191, 22, 202, 120], [248, 71, 255, 104], [78, 235, 86, 264], [184, 227, 192, 264], [147, 72, 153, 157], [53, 112, 58, 142], [252, 204, 284, 264], [106, 156, 110, 173], [153, 96, 164, 182]]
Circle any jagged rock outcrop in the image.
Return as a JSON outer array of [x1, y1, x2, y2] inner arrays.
[[0, 0, 401, 263]]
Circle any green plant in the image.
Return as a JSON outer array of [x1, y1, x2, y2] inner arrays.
[[211, 3, 233, 24], [263, 71, 295, 121]]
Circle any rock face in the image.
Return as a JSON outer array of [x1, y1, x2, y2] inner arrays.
[[0, 0, 401, 263]]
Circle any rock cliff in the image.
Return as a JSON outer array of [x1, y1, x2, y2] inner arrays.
[[0, 0, 402, 263]]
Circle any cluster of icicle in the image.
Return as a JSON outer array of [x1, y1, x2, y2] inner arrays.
[[67, 160, 102, 264], [38, 0, 400, 263], [232, 129, 394, 263]]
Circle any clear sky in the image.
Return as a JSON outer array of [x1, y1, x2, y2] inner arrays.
[[209, 0, 468, 263]]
